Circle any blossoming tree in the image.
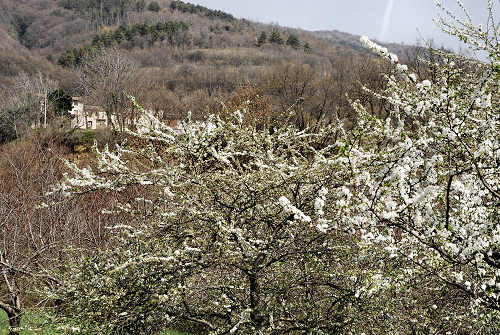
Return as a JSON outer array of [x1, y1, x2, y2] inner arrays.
[[47, 106, 397, 334], [44, 0, 499, 334], [340, 0, 499, 330]]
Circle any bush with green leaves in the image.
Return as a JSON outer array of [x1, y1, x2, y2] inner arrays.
[[269, 29, 283, 45], [286, 34, 300, 49], [58, 21, 189, 67], [170, 1, 235, 22], [257, 31, 267, 47]]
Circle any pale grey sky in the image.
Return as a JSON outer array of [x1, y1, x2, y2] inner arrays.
[[187, 0, 497, 53]]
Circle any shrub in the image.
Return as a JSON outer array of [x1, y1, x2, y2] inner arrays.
[[257, 31, 267, 47], [147, 1, 160, 12], [46, 101, 390, 334], [41, 1, 500, 333], [269, 29, 283, 44], [286, 34, 300, 49]]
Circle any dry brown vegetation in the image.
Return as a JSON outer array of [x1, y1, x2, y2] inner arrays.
[[0, 130, 155, 333], [0, 0, 418, 119]]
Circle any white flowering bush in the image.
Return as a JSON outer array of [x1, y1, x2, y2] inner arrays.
[[44, 1, 499, 334], [340, 1, 499, 331], [47, 105, 399, 334]]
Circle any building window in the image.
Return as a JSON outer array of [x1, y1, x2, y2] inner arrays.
[[87, 121, 92, 128]]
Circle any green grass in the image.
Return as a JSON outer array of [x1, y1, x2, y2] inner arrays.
[[0, 309, 59, 335], [0, 309, 189, 335]]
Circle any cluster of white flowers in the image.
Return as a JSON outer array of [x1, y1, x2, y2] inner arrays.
[[354, 6, 500, 320], [360, 36, 398, 64], [314, 187, 330, 232], [278, 196, 311, 223]]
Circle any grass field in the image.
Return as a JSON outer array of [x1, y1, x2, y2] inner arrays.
[[0, 309, 57, 335], [0, 310, 189, 335]]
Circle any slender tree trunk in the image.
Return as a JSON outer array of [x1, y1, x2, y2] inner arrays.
[[6, 311, 21, 335], [248, 271, 263, 329], [44, 94, 47, 128], [2, 258, 23, 335], [0, 304, 22, 335], [100, 0, 103, 28]]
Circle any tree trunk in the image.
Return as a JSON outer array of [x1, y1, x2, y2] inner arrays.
[[0, 305, 22, 335], [248, 271, 263, 329], [6, 311, 21, 335]]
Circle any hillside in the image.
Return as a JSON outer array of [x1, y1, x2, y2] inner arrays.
[[0, 0, 421, 140], [313, 29, 417, 57]]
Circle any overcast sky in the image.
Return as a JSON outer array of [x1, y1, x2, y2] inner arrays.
[[187, 0, 497, 53]]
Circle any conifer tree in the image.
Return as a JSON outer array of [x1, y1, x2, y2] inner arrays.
[[135, 0, 145, 12], [269, 28, 283, 44], [257, 31, 267, 47], [147, 1, 160, 12], [303, 41, 311, 52], [286, 34, 300, 49]]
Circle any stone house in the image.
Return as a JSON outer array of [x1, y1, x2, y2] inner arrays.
[[70, 97, 115, 130], [69, 97, 184, 132]]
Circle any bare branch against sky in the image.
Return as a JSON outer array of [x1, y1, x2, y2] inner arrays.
[[187, 0, 499, 52]]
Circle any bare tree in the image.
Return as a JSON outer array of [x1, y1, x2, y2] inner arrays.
[[78, 48, 138, 131], [0, 140, 64, 334], [0, 138, 112, 334], [0, 72, 58, 142], [12, 72, 58, 128]]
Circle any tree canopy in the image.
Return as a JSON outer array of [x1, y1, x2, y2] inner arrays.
[[170, 0, 235, 22], [58, 21, 189, 67], [286, 34, 300, 49], [147, 1, 160, 12]]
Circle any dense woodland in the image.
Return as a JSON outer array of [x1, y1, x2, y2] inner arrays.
[[1, 0, 498, 334]]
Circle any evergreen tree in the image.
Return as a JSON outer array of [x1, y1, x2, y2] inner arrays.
[[135, 23, 149, 36], [102, 30, 115, 47], [257, 31, 267, 47], [269, 29, 283, 45], [147, 1, 160, 12], [303, 42, 311, 53], [135, 0, 145, 12], [57, 49, 76, 67], [48, 89, 73, 119], [113, 30, 126, 44], [286, 34, 300, 49]]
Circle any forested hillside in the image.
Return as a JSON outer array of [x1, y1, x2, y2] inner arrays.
[[0, 0, 426, 141]]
